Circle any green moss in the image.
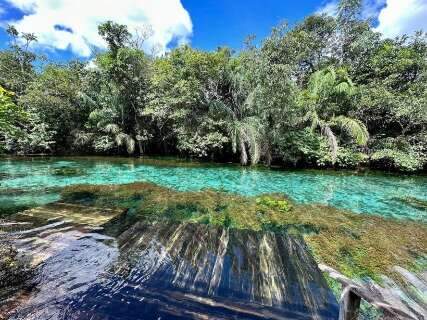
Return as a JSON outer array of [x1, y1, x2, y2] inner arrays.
[[61, 182, 427, 282], [0, 204, 33, 217], [51, 167, 86, 177], [256, 195, 292, 212], [393, 196, 427, 211], [0, 241, 33, 300]]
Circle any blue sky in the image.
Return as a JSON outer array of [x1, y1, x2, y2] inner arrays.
[[181, 0, 323, 51], [0, 0, 426, 61]]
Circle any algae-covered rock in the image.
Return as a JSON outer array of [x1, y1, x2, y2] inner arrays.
[[51, 166, 86, 177], [60, 182, 427, 283], [0, 241, 32, 300], [393, 196, 427, 211], [255, 195, 292, 212]]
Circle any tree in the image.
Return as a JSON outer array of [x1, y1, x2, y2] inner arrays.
[[300, 67, 369, 164], [95, 22, 152, 155], [0, 15, 425, 171], [0, 86, 26, 138], [146, 46, 230, 158], [98, 21, 131, 56], [208, 53, 265, 165], [0, 25, 37, 95], [355, 33, 427, 171], [19, 63, 88, 152]]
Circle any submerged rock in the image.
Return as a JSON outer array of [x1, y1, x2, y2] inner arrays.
[[61, 182, 427, 281], [50, 166, 86, 177], [4, 214, 339, 319], [109, 221, 338, 319], [392, 196, 427, 211], [0, 239, 33, 313]]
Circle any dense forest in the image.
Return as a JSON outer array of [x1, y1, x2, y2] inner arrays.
[[0, 0, 426, 172]]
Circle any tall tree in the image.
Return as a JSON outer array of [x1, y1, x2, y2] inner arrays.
[[300, 66, 369, 163], [0, 25, 37, 95], [95, 21, 152, 155]]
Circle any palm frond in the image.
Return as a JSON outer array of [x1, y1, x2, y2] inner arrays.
[[333, 116, 369, 145], [230, 126, 238, 154], [115, 133, 135, 154], [334, 81, 353, 95], [240, 117, 262, 165], [308, 67, 337, 100], [307, 111, 320, 133], [72, 130, 93, 146], [238, 133, 248, 165], [103, 123, 120, 134]]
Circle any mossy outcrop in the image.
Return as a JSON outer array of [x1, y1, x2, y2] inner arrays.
[[61, 182, 427, 282], [0, 241, 32, 301]]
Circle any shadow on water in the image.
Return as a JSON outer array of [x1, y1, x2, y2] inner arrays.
[[6, 220, 338, 320]]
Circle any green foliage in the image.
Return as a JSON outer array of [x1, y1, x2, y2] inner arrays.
[[0, 86, 26, 137], [19, 63, 87, 152], [371, 149, 423, 172], [61, 182, 427, 281], [0, 5, 426, 171], [98, 21, 131, 55], [256, 196, 292, 212], [147, 46, 231, 158], [0, 25, 37, 95], [299, 67, 369, 164]]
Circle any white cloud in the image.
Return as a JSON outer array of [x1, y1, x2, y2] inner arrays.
[[3, 0, 193, 57], [316, 1, 339, 17], [317, 0, 427, 38], [316, 0, 386, 19], [375, 0, 427, 38]]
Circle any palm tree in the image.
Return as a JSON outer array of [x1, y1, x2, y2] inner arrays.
[[212, 69, 263, 165], [103, 123, 135, 154], [229, 116, 262, 165], [301, 67, 369, 163], [72, 111, 135, 155]]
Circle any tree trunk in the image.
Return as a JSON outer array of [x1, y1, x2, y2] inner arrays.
[[131, 102, 143, 156], [265, 143, 272, 167], [240, 138, 248, 165], [134, 113, 143, 155]]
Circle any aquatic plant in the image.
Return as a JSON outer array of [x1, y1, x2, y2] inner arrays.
[[61, 182, 427, 282], [51, 166, 86, 177], [0, 241, 33, 301], [393, 196, 427, 211], [255, 195, 292, 212], [0, 204, 33, 217]]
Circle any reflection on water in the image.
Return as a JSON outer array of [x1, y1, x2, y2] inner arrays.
[[0, 156, 426, 220], [7, 220, 338, 319]]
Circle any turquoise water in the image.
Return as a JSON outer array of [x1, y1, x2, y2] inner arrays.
[[1, 156, 426, 221]]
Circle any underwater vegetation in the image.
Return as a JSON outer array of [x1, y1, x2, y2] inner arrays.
[[393, 196, 427, 212], [2, 156, 426, 221], [50, 166, 86, 177], [0, 241, 33, 303], [0, 187, 62, 217], [62, 182, 427, 282]]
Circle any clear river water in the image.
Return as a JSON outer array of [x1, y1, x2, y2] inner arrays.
[[1, 156, 426, 221], [1, 156, 426, 319]]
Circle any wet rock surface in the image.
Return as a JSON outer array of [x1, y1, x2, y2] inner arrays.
[[2, 216, 339, 320], [0, 238, 33, 319]]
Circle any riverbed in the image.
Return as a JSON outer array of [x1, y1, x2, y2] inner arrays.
[[1, 157, 426, 319]]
